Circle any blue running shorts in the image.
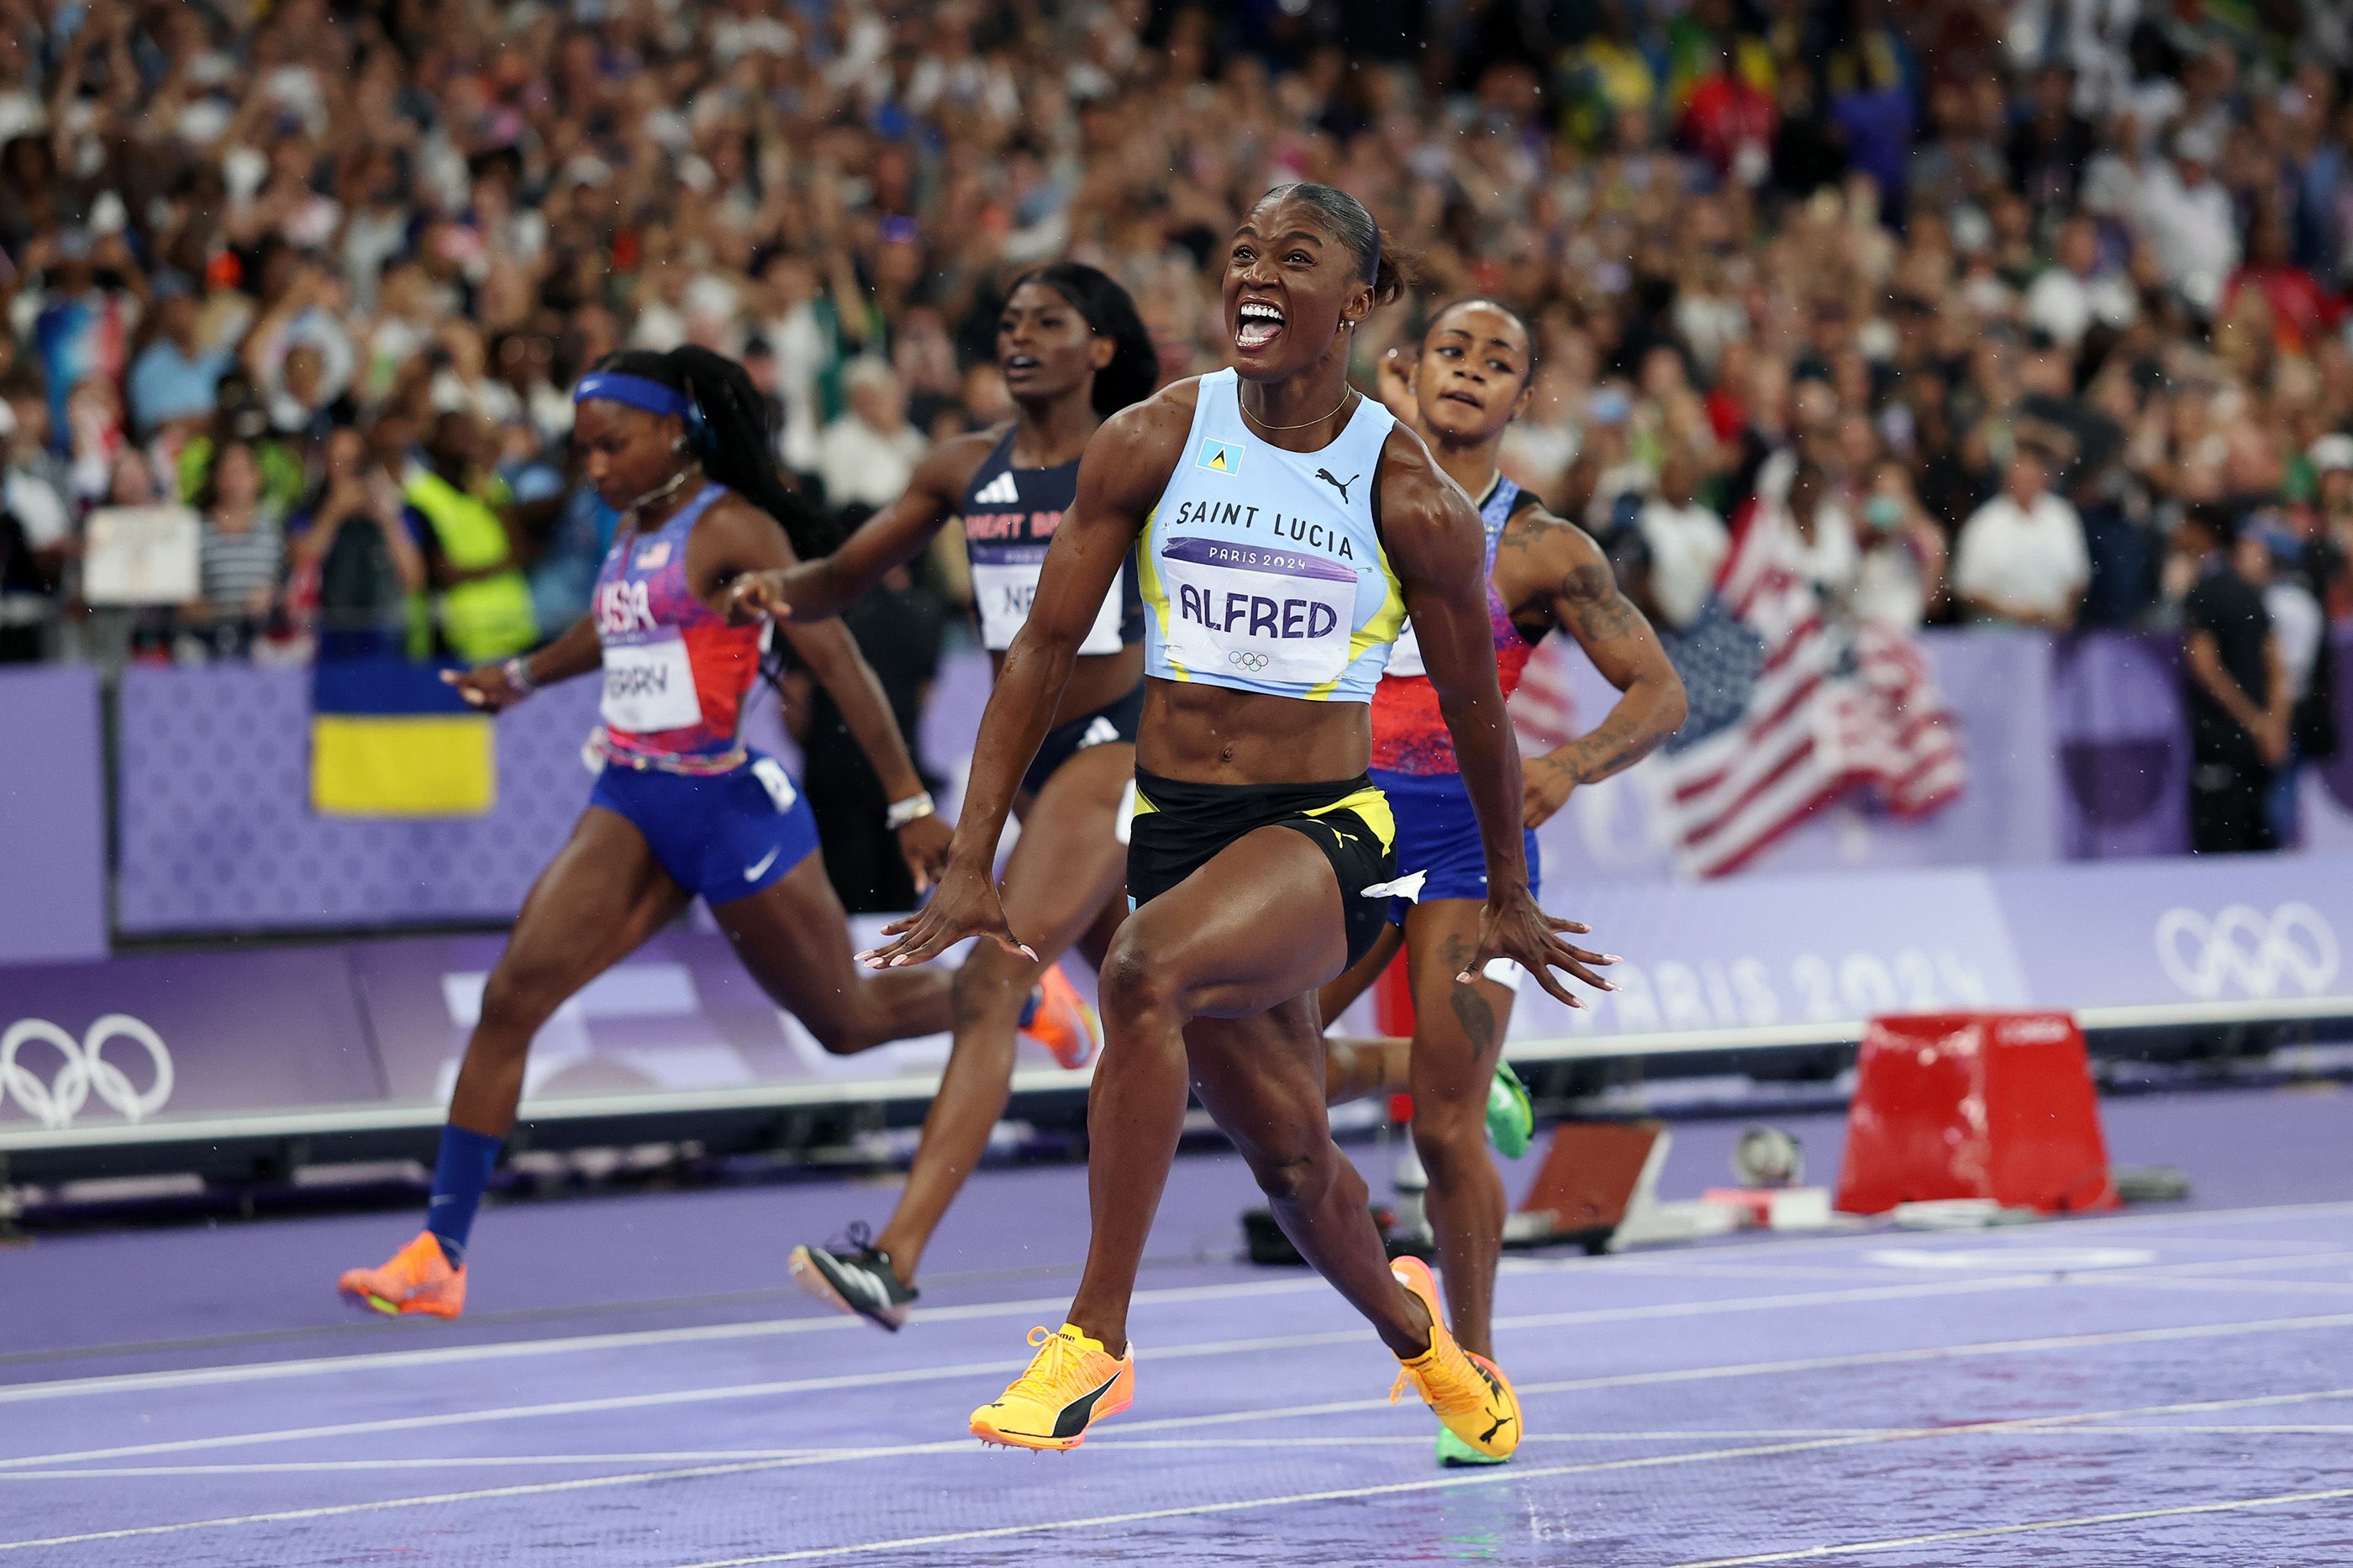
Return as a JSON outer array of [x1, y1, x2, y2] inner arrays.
[[588, 750, 819, 906]]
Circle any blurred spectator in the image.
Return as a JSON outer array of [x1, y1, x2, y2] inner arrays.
[[0, 396, 63, 660], [2135, 127, 2238, 314], [2023, 218, 2135, 349], [2172, 505, 2287, 855], [817, 359, 926, 513], [1634, 450, 1729, 631], [127, 281, 233, 439], [403, 412, 535, 663], [1954, 452, 2089, 629], [189, 441, 286, 658], [288, 427, 426, 662], [1848, 460, 1946, 629]]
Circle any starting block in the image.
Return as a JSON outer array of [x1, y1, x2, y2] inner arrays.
[[1835, 1013, 2119, 1216]]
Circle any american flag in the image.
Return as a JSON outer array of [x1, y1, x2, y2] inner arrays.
[[1651, 482, 1963, 878]]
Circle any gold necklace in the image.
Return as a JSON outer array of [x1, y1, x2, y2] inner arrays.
[[1240, 384, 1356, 432]]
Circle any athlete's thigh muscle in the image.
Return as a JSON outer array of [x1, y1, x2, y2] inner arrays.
[[997, 742, 1134, 965], [1117, 824, 1350, 1020], [500, 807, 691, 992], [710, 852, 872, 1013], [1183, 996, 1329, 1155]]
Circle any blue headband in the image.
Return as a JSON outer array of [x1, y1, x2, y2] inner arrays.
[[573, 371, 693, 419]]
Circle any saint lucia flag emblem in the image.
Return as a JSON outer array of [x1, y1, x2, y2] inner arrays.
[[1196, 438, 1241, 475]]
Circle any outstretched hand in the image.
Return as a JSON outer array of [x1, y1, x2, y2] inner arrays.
[[441, 663, 528, 713], [1469, 885, 1617, 1008], [857, 860, 1035, 970], [724, 569, 795, 625]]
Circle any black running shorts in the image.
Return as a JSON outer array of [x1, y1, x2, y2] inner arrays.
[[1125, 769, 1398, 966]]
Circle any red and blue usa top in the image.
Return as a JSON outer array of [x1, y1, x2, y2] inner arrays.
[[1369, 475, 1545, 776], [589, 483, 768, 772]]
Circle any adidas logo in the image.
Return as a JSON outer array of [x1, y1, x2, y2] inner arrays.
[[1077, 716, 1120, 750], [973, 472, 1020, 506]]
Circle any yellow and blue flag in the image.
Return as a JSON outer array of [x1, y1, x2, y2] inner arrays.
[[310, 657, 495, 818]]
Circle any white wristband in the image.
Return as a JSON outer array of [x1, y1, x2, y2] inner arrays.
[[886, 791, 936, 829]]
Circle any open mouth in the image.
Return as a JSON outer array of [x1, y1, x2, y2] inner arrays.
[[1439, 390, 1484, 409], [1235, 300, 1284, 351], [1003, 353, 1040, 375]]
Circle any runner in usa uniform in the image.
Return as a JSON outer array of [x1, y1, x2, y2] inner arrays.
[[728, 263, 1156, 1330], [337, 347, 1061, 1320], [867, 187, 1618, 1459], [1316, 300, 1687, 1466]]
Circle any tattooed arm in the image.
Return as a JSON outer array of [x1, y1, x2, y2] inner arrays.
[[1499, 506, 1688, 828]]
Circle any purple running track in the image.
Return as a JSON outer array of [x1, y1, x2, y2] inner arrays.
[[2, 1085, 2351, 1565]]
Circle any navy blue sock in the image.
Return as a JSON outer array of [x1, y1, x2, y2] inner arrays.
[[425, 1124, 503, 1267], [1017, 988, 1040, 1029]]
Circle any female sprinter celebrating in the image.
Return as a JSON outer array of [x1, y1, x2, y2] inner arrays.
[[728, 261, 1155, 1330], [338, 346, 1066, 1318], [1319, 298, 1687, 1466], [866, 186, 1617, 1457]]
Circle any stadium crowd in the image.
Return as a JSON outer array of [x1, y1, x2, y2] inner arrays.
[[1, 0, 2350, 784]]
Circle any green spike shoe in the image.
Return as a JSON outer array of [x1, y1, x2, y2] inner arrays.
[[1437, 1425, 1510, 1467], [1485, 1060, 1534, 1159]]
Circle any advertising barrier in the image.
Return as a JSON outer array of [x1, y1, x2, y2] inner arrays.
[[8, 855, 2350, 1180]]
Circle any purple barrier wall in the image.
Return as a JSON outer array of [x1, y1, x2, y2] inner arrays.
[[6, 855, 2346, 1134], [82, 625, 2353, 939], [0, 665, 107, 963]]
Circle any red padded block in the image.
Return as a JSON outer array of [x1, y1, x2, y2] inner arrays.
[[1835, 1013, 2119, 1216]]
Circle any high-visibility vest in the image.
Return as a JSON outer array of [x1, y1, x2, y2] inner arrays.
[[403, 468, 536, 660]]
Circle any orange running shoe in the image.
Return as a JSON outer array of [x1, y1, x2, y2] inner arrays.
[[969, 1324, 1134, 1450], [1387, 1256, 1522, 1461], [338, 1231, 466, 1318], [1021, 962, 1102, 1071]]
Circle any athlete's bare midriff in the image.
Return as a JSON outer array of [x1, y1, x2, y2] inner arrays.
[[1136, 676, 1371, 784]]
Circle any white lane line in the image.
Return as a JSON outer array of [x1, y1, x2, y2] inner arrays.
[[668, 1388, 2353, 1566], [12, 1300, 2351, 1481], [2087, 1274, 2353, 1299], [5, 1387, 2335, 1558], [0, 1276, 1330, 1406], [21, 1420, 2353, 1481], [0, 1261, 2061, 1431], [0, 1433, 1903, 1476], [16, 1197, 2350, 1407], [1663, 1487, 2353, 1566]]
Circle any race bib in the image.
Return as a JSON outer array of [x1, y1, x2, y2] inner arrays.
[[1155, 538, 1355, 687], [600, 635, 703, 733], [970, 545, 1123, 655]]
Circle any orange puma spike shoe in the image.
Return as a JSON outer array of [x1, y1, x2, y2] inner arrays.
[[969, 1324, 1134, 1450], [1021, 962, 1102, 1071], [338, 1231, 467, 1318], [1387, 1256, 1521, 1461]]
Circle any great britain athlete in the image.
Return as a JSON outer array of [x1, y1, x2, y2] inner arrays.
[[866, 186, 1619, 1457], [336, 346, 1088, 1318], [726, 262, 1155, 1329], [1318, 298, 1687, 1465]]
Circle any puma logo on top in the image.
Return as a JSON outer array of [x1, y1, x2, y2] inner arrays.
[[1314, 469, 1357, 502], [972, 471, 1020, 506]]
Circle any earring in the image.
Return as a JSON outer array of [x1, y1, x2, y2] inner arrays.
[[673, 438, 688, 453]]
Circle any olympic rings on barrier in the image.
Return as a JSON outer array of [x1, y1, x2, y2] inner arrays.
[[0, 1014, 175, 1128], [2155, 902, 2340, 1001]]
